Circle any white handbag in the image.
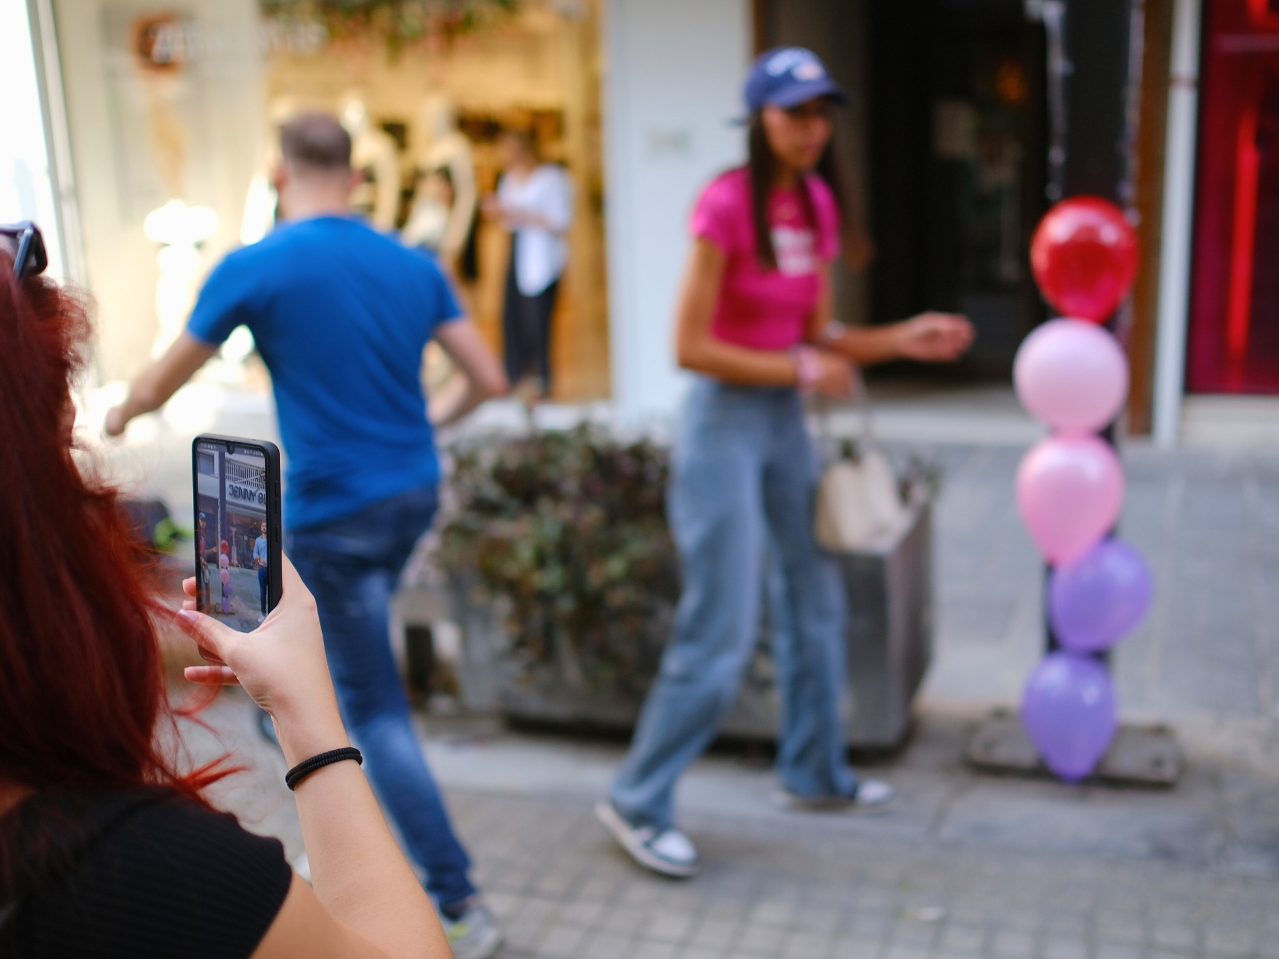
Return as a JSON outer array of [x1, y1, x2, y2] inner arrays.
[[813, 370, 910, 553]]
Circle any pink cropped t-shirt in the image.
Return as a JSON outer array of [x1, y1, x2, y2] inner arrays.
[[689, 167, 841, 351]]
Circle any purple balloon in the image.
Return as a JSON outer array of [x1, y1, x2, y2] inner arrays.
[[1049, 539, 1153, 654], [1021, 653, 1117, 782]]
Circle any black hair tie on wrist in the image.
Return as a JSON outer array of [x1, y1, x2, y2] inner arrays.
[[285, 747, 363, 791]]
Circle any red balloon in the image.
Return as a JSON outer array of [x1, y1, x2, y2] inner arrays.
[[1030, 196, 1139, 322], [220, 539, 229, 554]]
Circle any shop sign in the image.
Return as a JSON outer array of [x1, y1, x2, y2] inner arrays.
[[228, 482, 266, 507]]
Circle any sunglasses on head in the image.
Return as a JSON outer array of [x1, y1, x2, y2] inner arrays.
[[0, 222, 49, 281]]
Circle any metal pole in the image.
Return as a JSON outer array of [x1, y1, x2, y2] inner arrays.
[[1029, 0, 1138, 655], [1151, 0, 1204, 448]]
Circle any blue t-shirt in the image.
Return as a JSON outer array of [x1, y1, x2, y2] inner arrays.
[[187, 216, 462, 530]]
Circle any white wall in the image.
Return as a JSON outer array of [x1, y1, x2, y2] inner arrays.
[[602, 0, 751, 421], [0, 1, 65, 277]]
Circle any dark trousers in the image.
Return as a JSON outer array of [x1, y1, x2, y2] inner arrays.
[[257, 565, 268, 615], [502, 237, 559, 389]]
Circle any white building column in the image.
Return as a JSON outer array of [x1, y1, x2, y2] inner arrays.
[[1151, 0, 1204, 448], [0, 0, 79, 281], [601, 0, 751, 422]]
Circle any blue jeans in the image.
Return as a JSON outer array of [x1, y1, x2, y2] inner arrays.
[[610, 379, 856, 829], [288, 485, 477, 907], [258, 565, 268, 615]]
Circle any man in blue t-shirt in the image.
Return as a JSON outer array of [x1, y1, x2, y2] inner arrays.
[[107, 112, 508, 959], [253, 521, 269, 624]]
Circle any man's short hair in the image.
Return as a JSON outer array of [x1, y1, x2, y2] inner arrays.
[[279, 112, 352, 172]]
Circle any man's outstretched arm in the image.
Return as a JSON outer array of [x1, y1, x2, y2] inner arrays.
[[429, 318, 509, 427], [104, 333, 218, 436]]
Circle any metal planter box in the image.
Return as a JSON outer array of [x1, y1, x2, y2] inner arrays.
[[438, 503, 932, 751]]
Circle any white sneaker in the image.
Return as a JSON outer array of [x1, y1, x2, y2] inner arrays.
[[594, 800, 699, 878], [258, 614, 265, 623], [442, 901, 503, 959], [853, 778, 895, 805], [773, 777, 895, 811]]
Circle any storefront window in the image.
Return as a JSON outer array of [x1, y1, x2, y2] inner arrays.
[[1188, 0, 1279, 393], [55, 0, 608, 401]]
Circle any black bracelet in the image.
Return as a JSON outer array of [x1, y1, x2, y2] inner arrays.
[[285, 747, 363, 791]]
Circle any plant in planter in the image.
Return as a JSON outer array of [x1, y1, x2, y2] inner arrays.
[[438, 425, 678, 695]]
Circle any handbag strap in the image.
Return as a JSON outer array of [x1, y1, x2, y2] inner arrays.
[[815, 362, 879, 464]]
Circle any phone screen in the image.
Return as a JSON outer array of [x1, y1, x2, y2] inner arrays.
[[194, 438, 276, 632]]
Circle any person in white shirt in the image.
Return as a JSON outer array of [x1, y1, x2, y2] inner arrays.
[[482, 129, 572, 395]]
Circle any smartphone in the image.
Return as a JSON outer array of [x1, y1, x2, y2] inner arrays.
[[192, 434, 282, 632]]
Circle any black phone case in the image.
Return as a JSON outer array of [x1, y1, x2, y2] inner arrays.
[[191, 434, 283, 619]]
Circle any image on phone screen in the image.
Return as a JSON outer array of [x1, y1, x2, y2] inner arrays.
[[194, 438, 276, 633]]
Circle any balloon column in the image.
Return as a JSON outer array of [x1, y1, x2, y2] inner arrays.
[[1014, 196, 1152, 783]]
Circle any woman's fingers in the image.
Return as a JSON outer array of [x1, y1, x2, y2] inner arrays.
[[280, 551, 305, 592], [184, 665, 240, 686], [182, 576, 197, 598], [277, 552, 320, 615], [177, 608, 240, 670], [195, 642, 228, 666], [900, 312, 974, 361]]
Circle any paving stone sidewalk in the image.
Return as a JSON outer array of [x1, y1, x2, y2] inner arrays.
[[165, 434, 1279, 959], [186, 693, 1279, 959]]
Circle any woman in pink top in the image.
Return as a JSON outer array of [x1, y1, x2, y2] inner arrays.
[[597, 48, 973, 878]]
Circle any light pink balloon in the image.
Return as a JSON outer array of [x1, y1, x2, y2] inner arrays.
[[1014, 319, 1129, 433], [1016, 435, 1124, 565]]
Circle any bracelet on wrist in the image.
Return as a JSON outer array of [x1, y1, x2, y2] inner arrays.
[[285, 746, 363, 791], [790, 345, 821, 395]]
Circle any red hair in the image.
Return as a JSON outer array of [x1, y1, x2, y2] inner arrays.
[[0, 254, 222, 801]]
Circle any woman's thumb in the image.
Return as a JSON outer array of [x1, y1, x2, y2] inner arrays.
[[177, 608, 238, 664]]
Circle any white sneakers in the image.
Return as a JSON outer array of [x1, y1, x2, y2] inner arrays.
[[852, 778, 895, 805], [441, 901, 503, 959], [598, 779, 895, 879], [773, 777, 896, 811], [594, 800, 700, 878]]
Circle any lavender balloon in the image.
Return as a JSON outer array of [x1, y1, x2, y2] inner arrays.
[[1021, 653, 1117, 782], [1050, 539, 1153, 654]]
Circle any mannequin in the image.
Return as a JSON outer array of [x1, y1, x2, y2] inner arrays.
[[240, 96, 295, 246], [401, 94, 477, 271], [340, 92, 400, 232]]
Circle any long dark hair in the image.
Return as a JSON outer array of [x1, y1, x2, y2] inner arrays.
[[747, 111, 849, 270]]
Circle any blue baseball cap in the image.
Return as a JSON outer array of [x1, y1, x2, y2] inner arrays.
[[745, 47, 847, 114]]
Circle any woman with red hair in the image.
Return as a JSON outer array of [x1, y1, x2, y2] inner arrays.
[[0, 223, 451, 957]]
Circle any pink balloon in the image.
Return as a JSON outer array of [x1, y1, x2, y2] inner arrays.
[[219, 568, 230, 585], [1014, 319, 1129, 433], [218, 553, 229, 568], [1016, 435, 1124, 565]]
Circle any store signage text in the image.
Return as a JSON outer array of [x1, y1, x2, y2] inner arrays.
[[228, 483, 266, 506]]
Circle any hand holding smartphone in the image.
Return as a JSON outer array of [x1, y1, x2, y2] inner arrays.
[[192, 434, 282, 632]]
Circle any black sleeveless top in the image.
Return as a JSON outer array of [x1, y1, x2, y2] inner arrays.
[[0, 787, 292, 958]]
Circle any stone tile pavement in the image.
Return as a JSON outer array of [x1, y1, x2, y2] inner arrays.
[[185, 690, 1279, 959], [116, 386, 1279, 958]]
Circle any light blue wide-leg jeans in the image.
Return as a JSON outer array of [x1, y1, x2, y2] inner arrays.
[[609, 378, 856, 830]]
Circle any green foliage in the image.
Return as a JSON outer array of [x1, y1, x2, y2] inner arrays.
[[260, 0, 520, 57], [439, 426, 678, 693]]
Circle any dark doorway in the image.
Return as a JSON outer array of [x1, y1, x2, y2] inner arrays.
[[867, 0, 1048, 376], [758, 0, 1049, 378]]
